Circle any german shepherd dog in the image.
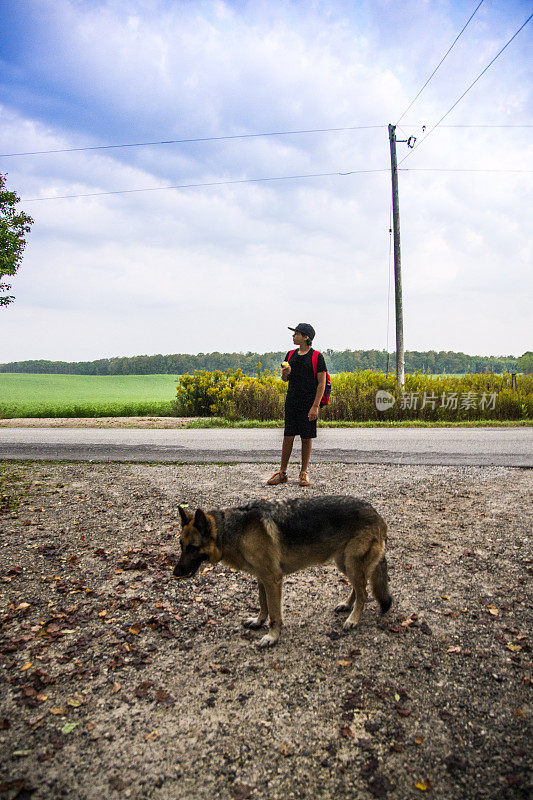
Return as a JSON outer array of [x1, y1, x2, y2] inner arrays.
[[174, 496, 391, 648]]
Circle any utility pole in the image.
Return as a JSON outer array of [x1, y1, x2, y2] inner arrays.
[[388, 124, 405, 390]]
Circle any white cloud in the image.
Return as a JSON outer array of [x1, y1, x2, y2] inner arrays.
[[0, 0, 531, 361]]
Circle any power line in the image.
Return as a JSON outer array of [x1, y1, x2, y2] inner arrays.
[[22, 166, 532, 202], [0, 124, 386, 159], [21, 169, 391, 201], [396, 0, 486, 125], [406, 123, 533, 128], [399, 12, 533, 165], [1, 123, 529, 160], [401, 168, 532, 172]]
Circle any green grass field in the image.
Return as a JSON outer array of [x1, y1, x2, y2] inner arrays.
[[0, 374, 177, 418]]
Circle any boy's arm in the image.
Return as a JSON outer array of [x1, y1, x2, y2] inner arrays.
[[281, 353, 291, 381], [308, 372, 327, 420]]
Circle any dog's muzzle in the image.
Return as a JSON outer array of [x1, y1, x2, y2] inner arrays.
[[173, 554, 208, 579]]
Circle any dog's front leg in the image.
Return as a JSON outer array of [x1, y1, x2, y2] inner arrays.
[[243, 580, 268, 629], [258, 576, 283, 648]]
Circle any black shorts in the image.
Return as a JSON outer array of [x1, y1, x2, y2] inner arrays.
[[284, 401, 317, 439]]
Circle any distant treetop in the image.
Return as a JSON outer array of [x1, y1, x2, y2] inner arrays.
[[0, 349, 519, 375]]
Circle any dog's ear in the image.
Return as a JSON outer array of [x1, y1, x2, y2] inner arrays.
[[194, 508, 210, 536], [178, 505, 192, 527]]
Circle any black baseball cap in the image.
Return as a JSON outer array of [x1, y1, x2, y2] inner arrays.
[[288, 323, 315, 341]]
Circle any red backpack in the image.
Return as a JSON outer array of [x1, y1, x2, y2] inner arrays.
[[287, 349, 332, 406]]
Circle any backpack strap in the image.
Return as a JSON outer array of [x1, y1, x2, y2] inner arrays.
[[311, 349, 320, 376], [287, 349, 297, 362]]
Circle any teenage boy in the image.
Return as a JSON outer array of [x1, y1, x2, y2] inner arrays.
[[267, 323, 327, 487]]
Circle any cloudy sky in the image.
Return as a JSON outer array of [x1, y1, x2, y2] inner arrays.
[[0, 0, 531, 362]]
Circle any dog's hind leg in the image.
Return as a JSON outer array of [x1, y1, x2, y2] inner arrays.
[[342, 562, 368, 631], [333, 553, 355, 612], [243, 580, 268, 629], [335, 588, 355, 613], [258, 575, 283, 648], [343, 540, 384, 631]]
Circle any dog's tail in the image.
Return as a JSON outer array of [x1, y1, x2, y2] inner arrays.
[[371, 555, 392, 614]]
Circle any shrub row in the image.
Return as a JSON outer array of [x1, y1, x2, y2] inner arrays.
[[173, 369, 533, 421]]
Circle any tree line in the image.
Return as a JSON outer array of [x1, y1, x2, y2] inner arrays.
[[0, 349, 522, 375]]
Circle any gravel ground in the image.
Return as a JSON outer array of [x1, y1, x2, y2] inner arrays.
[[0, 461, 531, 800], [0, 418, 197, 429]]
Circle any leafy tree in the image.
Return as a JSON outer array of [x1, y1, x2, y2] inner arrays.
[[517, 352, 533, 374], [0, 173, 34, 307]]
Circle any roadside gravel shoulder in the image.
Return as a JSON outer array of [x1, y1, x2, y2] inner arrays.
[[0, 417, 197, 429]]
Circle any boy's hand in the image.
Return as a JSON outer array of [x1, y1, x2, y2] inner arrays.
[[281, 362, 291, 378], [308, 404, 319, 421]]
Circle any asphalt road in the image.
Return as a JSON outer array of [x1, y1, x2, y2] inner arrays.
[[0, 426, 531, 466]]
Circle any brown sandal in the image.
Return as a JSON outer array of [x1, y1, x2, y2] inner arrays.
[[299, 471, 310, 486], [267, 471, 288, 485]]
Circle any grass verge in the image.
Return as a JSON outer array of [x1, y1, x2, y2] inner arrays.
[[0, 401, 175, 419], [184, 417, 533, 428]]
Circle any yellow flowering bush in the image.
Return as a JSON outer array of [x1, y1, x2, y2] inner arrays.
[[323, 371, 533, 421], [173, 369, 246, 416], [174, 369, 532, 420]]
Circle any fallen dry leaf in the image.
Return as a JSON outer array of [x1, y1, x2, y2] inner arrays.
[[155, 688, 175, 706], [396, 707, 411, 717], [26, 714, 45, 730], [231, 783, 254, 800], [279, 741, 295, 756]]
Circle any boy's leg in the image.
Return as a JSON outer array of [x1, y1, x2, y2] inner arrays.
[[281, 436, 295, 472], [267, 436, 294, 484], [301, 438, 312, 473]]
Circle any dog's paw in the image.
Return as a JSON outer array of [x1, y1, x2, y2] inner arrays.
[[243, 616, 266, 630], [258, 633, 279, 648], [335, 602, 351, 613], [342, 618, 358, 631]]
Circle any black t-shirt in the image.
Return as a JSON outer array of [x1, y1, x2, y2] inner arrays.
[[285, 348, 327, 409]]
